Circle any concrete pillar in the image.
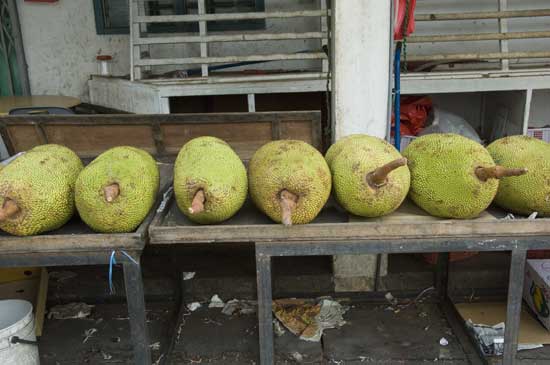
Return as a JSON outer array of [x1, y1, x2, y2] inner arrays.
[[331, 0, 393, 292]]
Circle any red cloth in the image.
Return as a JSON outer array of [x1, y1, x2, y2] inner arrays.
[[394, 0, 417, 40]]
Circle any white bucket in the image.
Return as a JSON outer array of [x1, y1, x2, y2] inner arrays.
[[0, 300, 39, 365]]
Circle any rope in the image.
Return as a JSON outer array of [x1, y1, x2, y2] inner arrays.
[[108, 250, 139, 294]]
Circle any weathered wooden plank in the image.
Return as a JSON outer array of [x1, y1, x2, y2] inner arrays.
[[134, 53, 327, 67], [0, 112, 322, 158], [149, 192, 550, 245]]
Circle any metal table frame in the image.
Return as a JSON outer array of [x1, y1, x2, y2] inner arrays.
[[254, 236, 547, 365], [0, 249, 151, 364]]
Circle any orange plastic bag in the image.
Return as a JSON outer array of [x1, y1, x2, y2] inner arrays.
[[391, 96, 432, 136]]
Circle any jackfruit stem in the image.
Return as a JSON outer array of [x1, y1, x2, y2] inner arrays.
[[366, 158, 408, 188], [189, 189, 205, 214], [0, 199, 19, 221], [475, 166, 528, 182], [280, 190, 298, 226], [104, 183, 120, 203]]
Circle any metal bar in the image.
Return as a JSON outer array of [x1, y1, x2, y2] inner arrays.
[[197, 0, 208, 77], [407, 51, 550, 62], [0, 9, 14, 96], [439, 297, 486, 365], [134, 32, 327, 45], [134, 52, 327, 66], [6, 0, 30, 95], [503, 248, 527, 365], [123, 261, 152, 365], [522, 89, 533, 135], [135, 10, 328, 23], [435, 252, 449, 301], [415, 9, 550, 21], [254, 237, 548, 257], [319, 0, 328, 73], [407, 30, 550, 43], [256, 249, 274, 365]]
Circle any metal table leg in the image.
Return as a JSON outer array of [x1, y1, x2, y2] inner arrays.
[[256, 249, 274, 365], [503, 248, 527, 365], [123, 260, 152, 365]]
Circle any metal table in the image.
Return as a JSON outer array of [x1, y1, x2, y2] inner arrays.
[[149, 193, 550, 365], [0, 163, 173, 365], [0, 213, 153, 364]]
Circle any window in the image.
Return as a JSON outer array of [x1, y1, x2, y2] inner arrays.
[[93, 0, 265, 35], [94, 0, 130, 35]]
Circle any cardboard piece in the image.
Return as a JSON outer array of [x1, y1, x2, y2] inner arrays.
[[523, 260, 550, 330], [455, 302, 550, 345]]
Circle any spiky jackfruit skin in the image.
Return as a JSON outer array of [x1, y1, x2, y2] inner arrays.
[[403, 133, 497, 219], [0, 144, 83, 236], [487, 135, 550, 216], [329, 135, 410, 217], [174, 136, 247, 224], [75, 146, 159, 233], [248, 140, 331, 224], [325, 134, 373, 167]]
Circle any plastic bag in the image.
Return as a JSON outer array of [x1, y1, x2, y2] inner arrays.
[[418, 107, 482, 143], [392, 96, 432, 136]]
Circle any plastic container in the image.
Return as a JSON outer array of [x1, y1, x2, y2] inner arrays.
[[527, 128, 550, 142], [96, 55, 112, 76], [0, 300, 39, 365]]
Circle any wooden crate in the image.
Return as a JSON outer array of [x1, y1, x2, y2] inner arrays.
[[0, 111, 322, 161]]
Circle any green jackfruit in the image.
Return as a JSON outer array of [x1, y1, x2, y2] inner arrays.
[[328, 135, 410, 217], [325, 134, 373, 167], [0, 144, 83, 236], [487, 135, 547, 216], [174, 136, 247, 224], [403, 133, 526, 219], [75, 146, 159, 233], [248, 140, 331, 225]]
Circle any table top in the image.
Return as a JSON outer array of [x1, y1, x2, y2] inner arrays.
[[0, 95, 81, 115]]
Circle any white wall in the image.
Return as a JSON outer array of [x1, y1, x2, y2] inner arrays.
[[16, 0, 130, 101]]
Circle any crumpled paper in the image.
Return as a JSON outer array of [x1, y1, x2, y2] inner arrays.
[[273, 298, 348, 342]]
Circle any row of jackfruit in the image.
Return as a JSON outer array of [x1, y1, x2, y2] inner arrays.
[[0, 133, 547, 236], [174, 133, 549, 226]]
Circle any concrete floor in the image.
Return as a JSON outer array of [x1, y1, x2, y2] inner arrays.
[[38, 251, 550, 364]]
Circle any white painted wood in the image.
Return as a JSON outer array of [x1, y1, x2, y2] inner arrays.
[[134, 52, 327, 66], [159, 96, 170, 114], [498, 0, 510, 71], [135, 10, 328, 23], [130, 0, 142, 80], [88, 77, 160, 113], [331, 0, 391, 139], [134, 32, 327, 45], [522, 89, 533, 135], [197, 0, 208, 77], [247, 94, 256, 112]]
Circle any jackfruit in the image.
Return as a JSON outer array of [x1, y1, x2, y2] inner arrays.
[[75, 146, 159, 233], [248, 140, 331, 225], [325, 134, 373, 167], [327, 135, 410, 217], [0, 144, 83, 236], [487, 135, 548, 216], [173, 136, 247, 224], [402, 133, 527, 219]]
